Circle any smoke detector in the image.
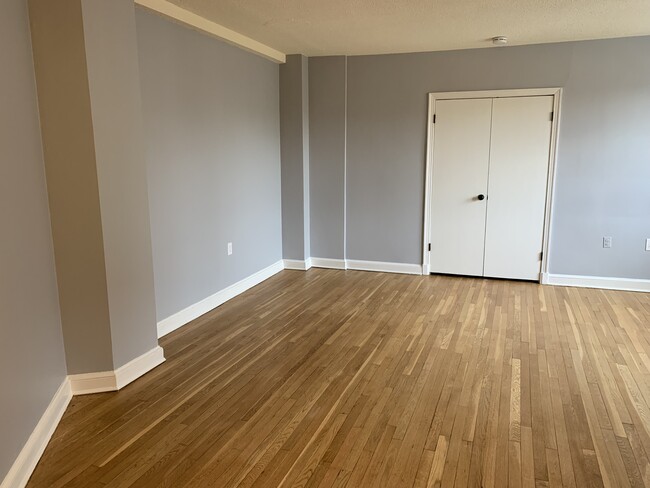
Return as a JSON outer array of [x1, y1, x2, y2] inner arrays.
[[492, 36, 508, 46]]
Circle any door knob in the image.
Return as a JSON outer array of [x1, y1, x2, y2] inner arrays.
[[477, 194, 486, 201]]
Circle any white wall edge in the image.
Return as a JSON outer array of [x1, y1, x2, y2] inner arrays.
[[157, 260, 284, 338], [68, 370, 117, 395], [134, 0, 286, 63], [115, 346, 165, 390], [310, 258, 347, 270], [283, 258, 312, 271], [0, 379, 71, 488], [346, 260, 423, 275], [543, 273, 650, 293]]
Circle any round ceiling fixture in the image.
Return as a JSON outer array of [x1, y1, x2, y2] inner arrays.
[[492, 36, 508, 46]]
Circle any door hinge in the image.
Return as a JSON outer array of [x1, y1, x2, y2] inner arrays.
[[428, 243, 432, 252], [550, 111, 554, 122], [539, 251, 543, 261], [432, 114, 436, 124]]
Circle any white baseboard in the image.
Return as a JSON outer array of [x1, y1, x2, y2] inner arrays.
[[283, 258, 312, 271], [157, 260, 284, 338], [4, 257, 283, 487], [1, 379, 71, 488], [3, 346, 165, 486], [542, 273, 650, 293], [294, 257, 423, 275], [69, 345, 165, 395], [115, 346, 165, 389], [68, 370, 116, 395], [310, 257, 347, 270], [346, 259, 423, 275]]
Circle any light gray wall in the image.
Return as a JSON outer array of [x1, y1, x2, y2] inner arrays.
[[29, 0, 115, 373], [342, 37, 650, 278], [309, 56, 347, 260], [0, 0, 67, 480], [280, 55, 310, 261], [30, 0, 160, 373], [82, 0, 159, 368], [551, 39, 650, 279], [136, 10, 283, 321]]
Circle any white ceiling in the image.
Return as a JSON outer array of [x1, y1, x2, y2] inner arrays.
[[167, 0, 650, 56]]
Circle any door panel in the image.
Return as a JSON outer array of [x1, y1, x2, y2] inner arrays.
[[429, 98, 492, 276], [483, 96, 553, 280]]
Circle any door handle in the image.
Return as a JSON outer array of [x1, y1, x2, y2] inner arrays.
[[477, 194, 486, 201]]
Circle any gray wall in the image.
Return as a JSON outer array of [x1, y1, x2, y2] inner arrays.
[[136, 9, 283, 321], [551, 39, 650, 279], [30, 0, 160, 373], [280, 55, 310, 261], [309, 56, 347, 260], [29, 0, 115, 373], [340, 37, 650, 278], [82, 0, 159, 368], [346, 44, 571, 264], [0, 0, 67, 480]]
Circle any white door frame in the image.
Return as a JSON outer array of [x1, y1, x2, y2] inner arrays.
[[421, 88, 563, 282]]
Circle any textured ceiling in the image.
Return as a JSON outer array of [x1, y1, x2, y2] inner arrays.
[[166, 0, 650, 56]]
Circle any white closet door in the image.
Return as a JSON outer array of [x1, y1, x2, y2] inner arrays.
[[483, 96, 553, 280], [430, 98, 492, 276]]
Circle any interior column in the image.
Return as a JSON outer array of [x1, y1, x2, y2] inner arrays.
[[28, 0, 160, 375]]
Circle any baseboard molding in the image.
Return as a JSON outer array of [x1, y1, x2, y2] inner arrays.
[[283, 258, 312, 271], [346, 259, 423, 275], [157, 260, 284, 338], [3, 345, 165, 486], [68, 370, 116, 395], [69, 345, 166, 395], [294, 257, 423, 275], [310, 258, 347, 270], [542, 273, 650, 293], [115, 346, 165, 389], [1, 379, 71, 488]]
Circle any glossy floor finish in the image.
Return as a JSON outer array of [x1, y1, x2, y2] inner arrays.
[[28, 269, 650, 487]]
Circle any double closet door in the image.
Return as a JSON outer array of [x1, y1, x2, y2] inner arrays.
[[429, 95, 554, 281]]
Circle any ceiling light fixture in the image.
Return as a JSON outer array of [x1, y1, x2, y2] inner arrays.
[[492, 36, 508, 46]]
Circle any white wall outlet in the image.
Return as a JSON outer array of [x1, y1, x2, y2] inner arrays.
[[603, 236, 612, 249], [646, 238, 650, 251], [227, 242, 233, 255]]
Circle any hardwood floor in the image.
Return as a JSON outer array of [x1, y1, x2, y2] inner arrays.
[[28, 269, 650, 487]]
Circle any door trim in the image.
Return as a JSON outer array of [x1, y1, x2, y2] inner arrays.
[[422, 88, 563, 282]]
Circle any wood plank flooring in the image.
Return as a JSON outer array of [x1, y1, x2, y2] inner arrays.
[[28, 269, 650, 487]]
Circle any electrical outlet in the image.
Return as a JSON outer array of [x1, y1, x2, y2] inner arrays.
[[227, 242, 233, 256], [603, 236, 612, 249], [646, 238, 650, 251]]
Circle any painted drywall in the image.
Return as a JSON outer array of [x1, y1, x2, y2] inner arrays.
[[0, 0, 67, 480], [30, 0, 160, 373], [309, 56, 347, 260], [280, 55, 310, 261], [81, 0, 159, 369], [345, 44, 570, 264], [136, 9, 283, 321], [340, 37, 650, 278], [29, 0, 115, 373], [550, 39, 650, 279]]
